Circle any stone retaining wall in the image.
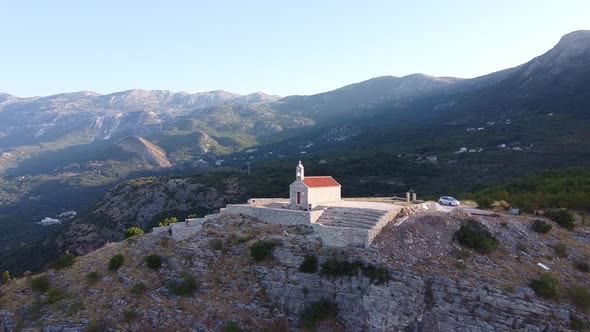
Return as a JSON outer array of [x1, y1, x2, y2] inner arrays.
[[313, 208, 400, 247], [151, 218, 205, 241], [367, 209, 399, 244], [224, 204, 324, 225], [311, 223, 369, 247], [246, 198, 288, 206]]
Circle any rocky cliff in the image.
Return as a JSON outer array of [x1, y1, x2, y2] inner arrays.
[[57, 175, 243, 256], [1, 209, 588, 331], [114, 136, 172, 168]]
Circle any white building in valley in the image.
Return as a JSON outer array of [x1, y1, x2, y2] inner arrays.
[[289, 161, 341, 210]]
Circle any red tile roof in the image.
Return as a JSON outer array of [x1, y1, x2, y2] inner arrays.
[[303, 176, 341, 188]]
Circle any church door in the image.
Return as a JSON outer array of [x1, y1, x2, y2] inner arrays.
[[297, 192, 301, 205]]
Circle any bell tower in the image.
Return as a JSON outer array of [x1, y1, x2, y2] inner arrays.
[[296, 161, 304, 181]]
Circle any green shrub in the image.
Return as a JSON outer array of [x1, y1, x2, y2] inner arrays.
[[144, 254, 162, 270], [167, 272, 198, 296], [361, 264, 390, 285], [300, 299, 338, 330], [454, 219, 499, 254], [544, 209, 575, 230], [299, 255, 318, 273], [123, 309, 137, 323], [260, 319, 289, 332], [31, 275, 50, 293], [530, 274, 559, 299], [85, 320, 110, 332], [108, 254, 125, 271], [249, 241, 277, 262], [571, 315, 586, 331], [125, 227, 144, 239], [86, 271, 101, 284], [532, 219, 552, 233], [1, 271, 9, 284], [228, 234, 249, 245], [474, 195, 494, 209], [209, 238, 224, 251], [568, 285, 590, 310], [46, 288, 67, 304], [574, 260, 589, 273], [503, 284, 516, 293], [452, 247, 472, 259], [223, 321, 240, 332], [552, 243, 568, 258], [130, 282, 147, 295], [320, 258, 389, 285], [516, 242, 529, 253], [68, 300, 86, 315], [320, 258, 363, 278], [159, 217, 178, 227], [50, 250, 75, 270]]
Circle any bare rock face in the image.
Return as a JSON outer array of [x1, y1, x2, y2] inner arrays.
[[195, 130, 217, 154], [0, 310, 16, 331], [116, 136, 172, 168], [522, 30, 590, 79], [57, 176, 241, 255], [3, 212, 587, 331]]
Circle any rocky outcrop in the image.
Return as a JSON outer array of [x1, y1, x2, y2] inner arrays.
[[0, 310, 16, 331], [1, 212, 587, 331], [115, 136, 172, 168], [194, 130, 217, 154], [57, 176, 242, 255]]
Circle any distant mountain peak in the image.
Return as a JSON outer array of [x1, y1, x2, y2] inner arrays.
[[556, 30, 590, 47], [234, 92, 282, 104], [521, 30, 590, 78]]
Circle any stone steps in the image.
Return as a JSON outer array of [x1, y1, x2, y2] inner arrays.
[[321, 207, 385, 218], [316, 207, 388, 229], [319, 215, 381, 228]]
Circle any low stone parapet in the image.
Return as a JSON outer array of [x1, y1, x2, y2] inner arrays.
[[151, 217, 206, 241], [223, 204, 324, 225], [247, 198, 289, 206]]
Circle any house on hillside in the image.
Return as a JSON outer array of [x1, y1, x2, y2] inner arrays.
[[289, 161, 341, 210]]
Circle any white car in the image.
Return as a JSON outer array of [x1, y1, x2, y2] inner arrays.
[[439, 196, 460, 206]]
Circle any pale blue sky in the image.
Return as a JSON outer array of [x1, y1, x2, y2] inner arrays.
[[1, 0, 589, 97]]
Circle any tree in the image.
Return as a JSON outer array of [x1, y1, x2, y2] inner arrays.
[[454, 219, 499, 254], [109, 254, 125, 271], [125, 227, 144, 239], [144, 254, 162, 270], [159, 217, 178, 227], [530, 273, 559, 299], [51, 250, 75, 270]]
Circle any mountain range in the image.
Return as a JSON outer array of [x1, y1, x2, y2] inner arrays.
[[0, 30, 589, 275]]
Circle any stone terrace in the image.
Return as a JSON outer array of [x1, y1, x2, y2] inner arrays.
[[315, 207, 390, 229], [218, 199, 408, 248]]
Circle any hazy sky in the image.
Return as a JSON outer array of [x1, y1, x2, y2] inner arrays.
[[1, 0, 589, 97]]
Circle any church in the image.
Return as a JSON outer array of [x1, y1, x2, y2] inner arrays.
[[289, 161, 341, 210]]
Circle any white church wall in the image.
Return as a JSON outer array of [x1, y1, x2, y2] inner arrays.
[[289, 182, 308, 207], [307, 186, 341, 207]]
